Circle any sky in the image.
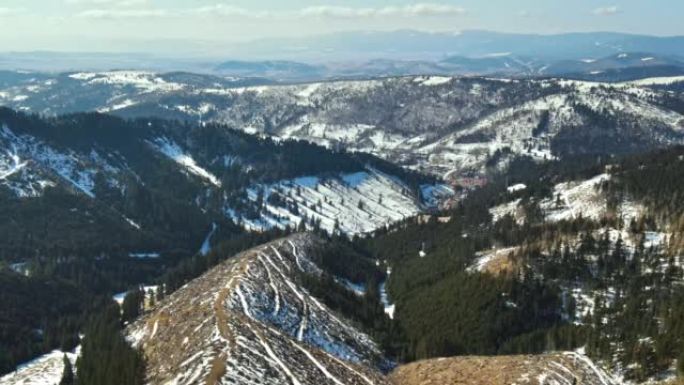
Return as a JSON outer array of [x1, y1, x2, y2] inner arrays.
[[0, 0, 682, 53]]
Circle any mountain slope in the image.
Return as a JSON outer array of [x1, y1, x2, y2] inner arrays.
[[127, 233, 390, 385], [390, 352, 619, 385], [124, 232, 624, 385], [3, 72, 684, 178], [357, 148, 684, 383], [0, 108, 446, 378], [0, 108, 440, 259]]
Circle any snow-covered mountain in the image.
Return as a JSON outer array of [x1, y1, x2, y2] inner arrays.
[[2, 72, 684, 180]]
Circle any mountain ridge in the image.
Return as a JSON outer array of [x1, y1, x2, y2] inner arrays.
[[127, 233, 391, 385], [5, 71, 681, 178]]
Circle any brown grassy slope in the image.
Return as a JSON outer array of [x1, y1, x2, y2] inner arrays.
[[389, 353, 619, 385]]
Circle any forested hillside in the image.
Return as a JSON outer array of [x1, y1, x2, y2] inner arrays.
[[355, 148, 684, 382], [0, 108, 439, 376]]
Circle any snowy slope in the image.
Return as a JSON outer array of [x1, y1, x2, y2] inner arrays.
[[0, 115, 447, 239], [482, 171, 674, 330], [70, 71, 184, 93], [0, 348, 78, 385], [149, 137, 222, 187], [490, 173, 643, 225], [0, 125, 121, 198], [230, 168, 442, 235], [127, 233, 390, 385]]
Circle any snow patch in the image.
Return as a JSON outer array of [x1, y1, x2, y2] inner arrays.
[[150, 137, 221, 187], [414, 76, 452, 86]]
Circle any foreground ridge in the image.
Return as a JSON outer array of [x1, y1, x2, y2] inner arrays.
[[390, 352, 620, 385], [127, 233, 389, 385]]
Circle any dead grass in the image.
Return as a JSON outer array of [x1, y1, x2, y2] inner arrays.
[[205, 354, 227, 385], [390, 354, 615, 385]]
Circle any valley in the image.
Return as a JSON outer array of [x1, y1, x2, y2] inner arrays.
[[0, 71, 683, 385], [3, 2, 684, 382]]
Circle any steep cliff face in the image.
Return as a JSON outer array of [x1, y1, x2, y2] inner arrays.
[[127, 233, 390, 385]]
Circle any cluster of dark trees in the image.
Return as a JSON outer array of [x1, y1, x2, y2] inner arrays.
[[355, 215, 567, 361], [602, 145, 684, 228], [72, 304, 145, 385], [0, 270, 84, 373]]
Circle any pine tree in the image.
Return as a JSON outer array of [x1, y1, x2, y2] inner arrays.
[[59, 354, 74, 385], [156, 284, 165, 302], [121, 288, 144, 324], [148, 289, 155, 308]]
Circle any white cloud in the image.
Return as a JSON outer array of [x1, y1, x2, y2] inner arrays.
[[66, 0, 148, 6], [298, 3, 466, 19], [592, 6, 620, 16], [0, 7, 23, 17], [191, 5, 270, 18], [75, 8, 167, 18], [72, 3, 466, 21]]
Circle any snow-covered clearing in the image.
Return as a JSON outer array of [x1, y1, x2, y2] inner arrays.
[[420, 184, 455, 208], [150, 137, 221, 187], [507, 183, 527, 193], [413, 76, 453, 86], [78, 71, 184, 93], [491, 174, 617, 224], [97, 98, 137, 113], [380, 268, 395, 319], [230, 168, 448, 236], [468, 247, 519, 273], [337, 278, 367, 296], [113, 285, 159, 305]]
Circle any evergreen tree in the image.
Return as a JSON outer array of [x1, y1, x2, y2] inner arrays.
[[59, 354, 75, 385], [75, 305, 145, 385], [121, 288, 144, 324]]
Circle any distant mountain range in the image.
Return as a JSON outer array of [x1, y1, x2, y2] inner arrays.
[[2, 30, 684, 81], [233, 30, 684, 61]]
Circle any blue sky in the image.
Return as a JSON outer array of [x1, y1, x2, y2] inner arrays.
[[0, 0, 681, 52]]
